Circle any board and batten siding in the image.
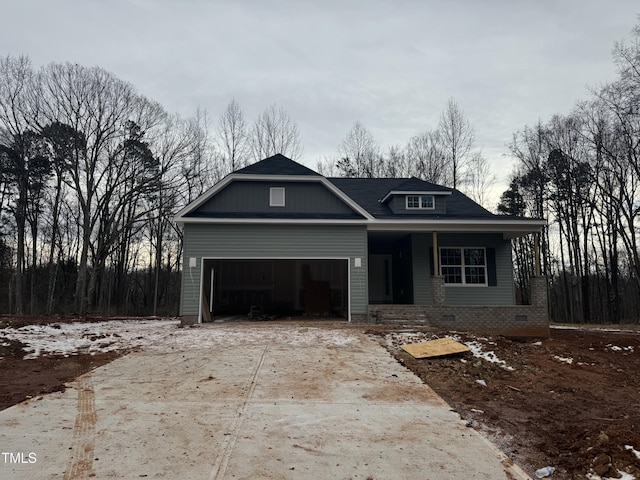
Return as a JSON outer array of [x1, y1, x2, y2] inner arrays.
[[180, 224, 368, 316], [194, 181, 359, 216], [412, 232, 515, 306]]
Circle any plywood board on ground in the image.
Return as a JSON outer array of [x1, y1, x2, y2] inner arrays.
[[401, 337, 470, 359]]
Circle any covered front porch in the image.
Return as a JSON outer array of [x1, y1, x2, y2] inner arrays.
[[366, 229, 548, 337]]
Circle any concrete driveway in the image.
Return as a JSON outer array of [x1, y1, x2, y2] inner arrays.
[[1, 322, 530, 479]]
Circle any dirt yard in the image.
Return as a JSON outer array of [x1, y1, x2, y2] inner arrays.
[[369, 325, 640, 480], [1, 316, 639, 479]]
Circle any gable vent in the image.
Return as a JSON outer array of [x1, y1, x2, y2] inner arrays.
[[270, 187, 285, 207]]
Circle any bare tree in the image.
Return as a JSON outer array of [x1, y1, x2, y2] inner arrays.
[[36, 62, 167, 313], [405, 130, 449, 184], [216, 99, 249, 173], [0, 55, 36, 314], [438, 97, 476, 189], [381, 144, 408, 177], [464, 152, 497, 208], [146, 112, 217, 314], [40, 121, 86, 313], [0, 55, 224, 315], [250, 104, 302, 161], [315, 156, 337, 176], [336, 121, 380, 177]]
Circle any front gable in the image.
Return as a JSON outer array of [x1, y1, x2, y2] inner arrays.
[[188, 179, 365, 219], [174, 155, 371, 223]]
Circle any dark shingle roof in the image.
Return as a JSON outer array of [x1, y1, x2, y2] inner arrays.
[[328, 177, 495, 218], [234, 154, 319, 176], [230, 155, 494, 219], [392, 177, 451, 193]]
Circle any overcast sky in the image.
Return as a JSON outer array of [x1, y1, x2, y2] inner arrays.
[[2, 1, 639, 201]]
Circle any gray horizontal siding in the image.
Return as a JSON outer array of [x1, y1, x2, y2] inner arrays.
[[411, 232, 515, 306], [195, 181, 358, 216], [180, 224, 368, 316]]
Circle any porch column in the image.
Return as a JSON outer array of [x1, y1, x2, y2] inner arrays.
[[534, 232, 541, 276], [432, 275, 445, 305], [432, 231, 439, 274], [530, 275, 548, 309], [431, 232, 445, 306]]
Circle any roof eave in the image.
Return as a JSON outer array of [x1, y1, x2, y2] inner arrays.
[[173, 217, 371, 225], [368, 218, 547, 238], [175, 216, 546, 238]]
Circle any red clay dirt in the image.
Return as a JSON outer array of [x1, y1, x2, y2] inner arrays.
[[369, 326, 640, 480], [1, 316, 639, 479]]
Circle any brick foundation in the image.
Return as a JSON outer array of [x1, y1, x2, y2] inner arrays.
[[367, 276, 550, 337]]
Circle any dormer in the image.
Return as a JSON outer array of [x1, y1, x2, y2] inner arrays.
[[378, 178, 452, 215]]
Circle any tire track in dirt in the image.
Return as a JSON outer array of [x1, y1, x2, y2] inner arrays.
[[63, 373, 96, 480], [209, 344, 268, 480]]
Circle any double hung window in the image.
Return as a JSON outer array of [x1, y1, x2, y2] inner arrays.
[[406, 195, 434, 209], [440, 247, 487, 285]]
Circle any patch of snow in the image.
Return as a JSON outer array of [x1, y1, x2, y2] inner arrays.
[[606, 344, 635, 353], [380, 331, 441, 350], [457, 338, 515, 371], [626, 445, 640, 460], [0, 320, 359, 359], [531, 341, 543, 346], [475, 379, 487, 387], [553, 355, 574, 365]]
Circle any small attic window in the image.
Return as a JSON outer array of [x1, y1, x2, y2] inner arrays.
[[406, 195, 434, 209], [270, 187, 285, 207]]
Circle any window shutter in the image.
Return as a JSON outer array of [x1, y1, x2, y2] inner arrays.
[[487, 247, 497, 286]]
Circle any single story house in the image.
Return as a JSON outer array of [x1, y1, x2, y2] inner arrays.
[[174, 154, 548, 336]]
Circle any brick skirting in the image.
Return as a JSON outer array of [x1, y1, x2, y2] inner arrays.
[[366, 276, 550, 337]]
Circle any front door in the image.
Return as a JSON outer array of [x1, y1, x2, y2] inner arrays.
[[369, 254, 393, 303]]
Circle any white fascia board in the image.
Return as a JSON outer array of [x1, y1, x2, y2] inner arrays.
[[174, 173, 374, 222], [318, 178, 374, 219], [174, 217, 370, 226], [173, 175, 235, 221], [379, 190, 452, 203]]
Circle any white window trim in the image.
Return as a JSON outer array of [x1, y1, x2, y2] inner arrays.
[[269, 187, 285, 207], [406, 194, 435, 210], [439, 246, 488, 287]]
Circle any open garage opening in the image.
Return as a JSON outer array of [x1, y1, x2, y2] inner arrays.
[[200, 259, 349, 322]]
